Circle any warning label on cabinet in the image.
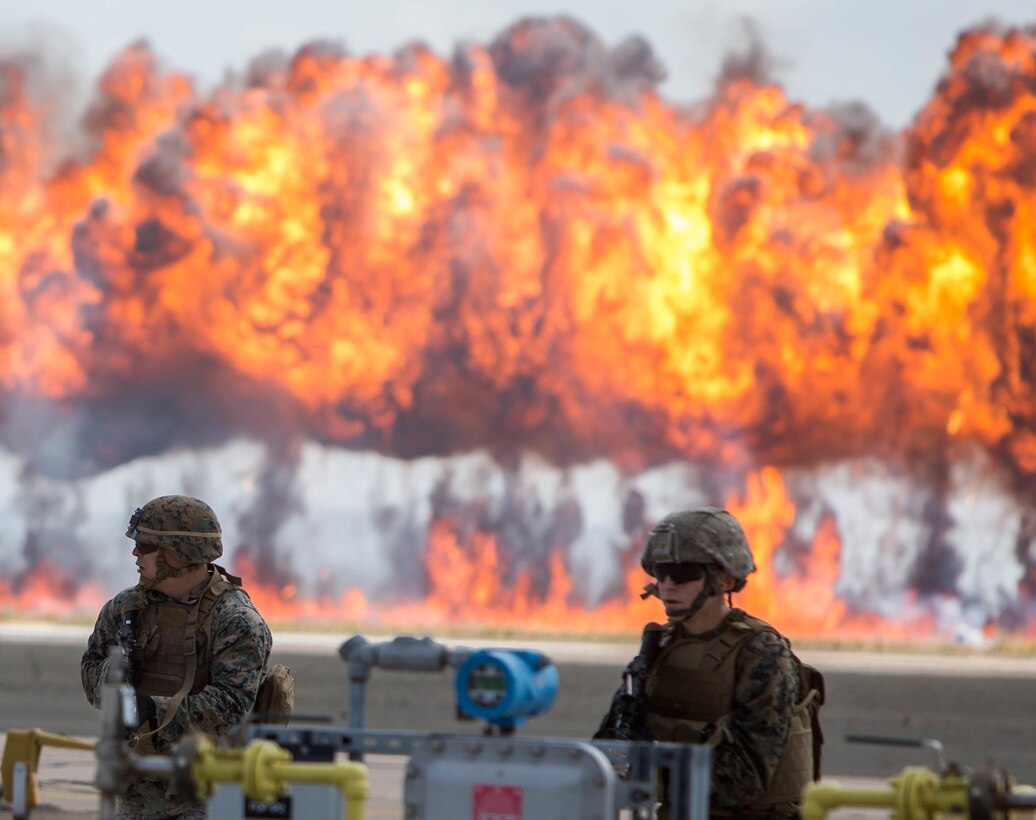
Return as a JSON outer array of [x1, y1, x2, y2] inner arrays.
[[471, 784, 523, 820]]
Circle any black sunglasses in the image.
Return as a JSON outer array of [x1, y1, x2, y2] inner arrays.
[[653, 563, 707, 584], [134, 542, 160, 555]]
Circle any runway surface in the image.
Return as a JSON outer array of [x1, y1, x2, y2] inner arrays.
[[3, 621, 1036, 817]]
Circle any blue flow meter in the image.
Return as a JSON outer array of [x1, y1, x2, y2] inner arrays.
[[454, 649, 559, 731]]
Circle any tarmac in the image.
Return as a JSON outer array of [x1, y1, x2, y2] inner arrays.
[[9, 620, 1036, 675], [6, 621, 1036, 819]]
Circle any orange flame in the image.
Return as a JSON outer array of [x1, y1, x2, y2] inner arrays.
[[0, 559, 106, 617], [223, 467, 937, 639], [230, 521, 659, 635], [1, 20, 1036, 640]]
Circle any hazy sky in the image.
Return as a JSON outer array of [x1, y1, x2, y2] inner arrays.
[[0, 1, 1034, 129]]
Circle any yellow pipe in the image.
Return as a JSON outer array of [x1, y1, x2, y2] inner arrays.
[[1, 729, 96, 810], [802, 767, 972, 820], [190, 739, 290, 803], [801, 780, 896, 820], [266, 760, 370, 820], [190, 736, 370, 820]]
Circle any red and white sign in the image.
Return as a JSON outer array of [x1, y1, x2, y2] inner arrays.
[[471, 784, 523, 820]]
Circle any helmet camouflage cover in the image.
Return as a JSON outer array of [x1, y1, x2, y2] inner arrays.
[[126, 495, 223, 564], [640, 507, 756, 589]]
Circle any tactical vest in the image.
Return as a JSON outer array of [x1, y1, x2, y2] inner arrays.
[[119, 566, 242, 751], [644, 613, 822, 814], [122, 568, 238, 698]]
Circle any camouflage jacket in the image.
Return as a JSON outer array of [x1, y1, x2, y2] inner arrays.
[[649, 609, 800, 811], [81, 568, 272, 752]]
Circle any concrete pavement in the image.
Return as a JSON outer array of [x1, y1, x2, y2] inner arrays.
[[4, 619, 1036, 818]]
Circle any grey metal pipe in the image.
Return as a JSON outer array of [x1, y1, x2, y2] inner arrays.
[[95, 648, 179, 818], [11, 761, 27, 820], [338, 635, 473, 760], [96, 648, 133, 820]]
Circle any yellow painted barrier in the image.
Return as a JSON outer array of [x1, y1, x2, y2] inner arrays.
[[1, 729, 95, 813]]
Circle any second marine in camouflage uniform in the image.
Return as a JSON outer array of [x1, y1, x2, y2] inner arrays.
[[82, 495, 272, 820], [596, 507, 823, 818]]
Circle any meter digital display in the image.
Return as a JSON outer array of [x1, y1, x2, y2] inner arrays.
[[466, 663, 508, 707]]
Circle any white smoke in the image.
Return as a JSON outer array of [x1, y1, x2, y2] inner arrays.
[[0, 440, 1029, 637]]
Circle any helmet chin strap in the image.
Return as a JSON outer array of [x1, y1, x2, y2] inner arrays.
[[137, 550, 200, 590], [666, 569, 724, 622]]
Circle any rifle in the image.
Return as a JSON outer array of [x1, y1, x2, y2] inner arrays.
[[594, 623, 664, 741], [115, 610, 139, 687]]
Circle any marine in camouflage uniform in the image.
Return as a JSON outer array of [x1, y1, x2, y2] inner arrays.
[[82, 495, 273, 820], [596, 507, 823, 819]]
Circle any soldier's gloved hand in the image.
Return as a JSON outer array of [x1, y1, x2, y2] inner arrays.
[[134, 694, 157, 728]]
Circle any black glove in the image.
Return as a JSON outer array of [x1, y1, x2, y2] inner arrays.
[[134, 694, 157, 728]]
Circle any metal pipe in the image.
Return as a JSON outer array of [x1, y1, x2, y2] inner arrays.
[[190, 735, 370, 820], [338, 634, 472, 761], [801, 780, 899, 820], [339, 635, 371, 761], [265, 761, 370, 820], [95, 648, 133, 820], [11, 761, 27, 820], [801, 767, 972, 820]]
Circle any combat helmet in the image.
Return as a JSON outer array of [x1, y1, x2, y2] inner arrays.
[[640, 507, 756, 592], [126, 495, 223, 565]]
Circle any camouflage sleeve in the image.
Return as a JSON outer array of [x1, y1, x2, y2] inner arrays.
[[81, 597, 122, 709], [710, 630, 799, 809], [151, 592, 272, 749]]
